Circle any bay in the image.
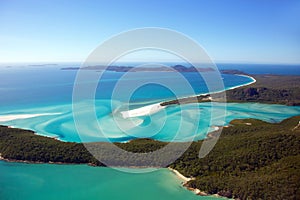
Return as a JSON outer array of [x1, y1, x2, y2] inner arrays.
[[0, 161, 216, 200]]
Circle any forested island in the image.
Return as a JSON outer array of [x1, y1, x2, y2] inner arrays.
[[1, 116, 299, 199], [61, 65, 214, 72]]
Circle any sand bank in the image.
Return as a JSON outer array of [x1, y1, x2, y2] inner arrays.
[[120, 103, 165, 119]]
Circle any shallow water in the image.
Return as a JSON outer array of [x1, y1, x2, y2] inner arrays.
[[1, 64, 299, 200], [0, 66, 299, 142], [0, 65, 266, 142], [0, 161, 216, 200], [1, 101, 299, 142]]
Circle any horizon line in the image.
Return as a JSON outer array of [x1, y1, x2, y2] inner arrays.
[[0, 61, 300, 65]]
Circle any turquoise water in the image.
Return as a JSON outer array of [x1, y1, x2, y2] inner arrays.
[[0, 161, 216, 200], [0, 65, 248, 110], [0, 66, 299, 143], [1, 64, 300, 200], [1, 102, 300, 142], [0, 65, 261, 142]]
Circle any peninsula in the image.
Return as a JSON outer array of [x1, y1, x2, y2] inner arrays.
[[160, 74, 300, 106]]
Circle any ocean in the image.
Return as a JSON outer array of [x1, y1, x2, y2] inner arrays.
[[1, 64, 299, 143], [0, 63, 299, 200]]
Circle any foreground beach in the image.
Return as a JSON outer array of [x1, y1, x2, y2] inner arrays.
[[168, 167, 209, 196]]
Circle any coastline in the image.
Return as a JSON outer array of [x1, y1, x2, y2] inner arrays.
[[226, 74, 257, 91], [119, 73, 256, 119], [0, 152, 216, 198], [168, 167, 206, 195], [0, 153, 90, 166], [0, 73, 256, 126], [168, 167, 193, 183], [173, 73, 257, 101], [168, 167, 225, 197]]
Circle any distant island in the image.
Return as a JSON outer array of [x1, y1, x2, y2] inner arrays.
[[28, 64, 58, 67], [61, 64, 215, 72], [61, 65, 256, 75]]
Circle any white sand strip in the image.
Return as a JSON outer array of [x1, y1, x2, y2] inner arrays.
[[119, 74, 256, 119], [0, 113, 62, 122], [120, 103, 165, 119], [168, 167, 192, 182]]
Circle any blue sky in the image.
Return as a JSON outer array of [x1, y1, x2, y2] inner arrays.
[[0, 0, 299, 64]]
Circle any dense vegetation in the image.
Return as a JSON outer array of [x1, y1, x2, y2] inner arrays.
[[226, 75, 300, 105], [160, 94, 211, 106], [169, 116, 300, 199], [160, 75, 300, 106], [1, 116, 300, 199], [0, 126, 103, 166]]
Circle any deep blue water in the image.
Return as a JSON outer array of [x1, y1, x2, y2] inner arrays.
[[217, 63, 300, 75], [0, 64, 251, 109]]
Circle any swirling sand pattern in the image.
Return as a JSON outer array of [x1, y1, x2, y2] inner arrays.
[[0, 101, 299, 143]]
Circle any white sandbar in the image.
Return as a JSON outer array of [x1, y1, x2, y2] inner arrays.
[[120, 103, 165, 119]]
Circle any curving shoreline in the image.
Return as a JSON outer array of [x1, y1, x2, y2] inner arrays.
[[168, 167, 208, 196], [226, 74, 257, 90], [120, 73, 256, 119], [0, 151, 217, 198]]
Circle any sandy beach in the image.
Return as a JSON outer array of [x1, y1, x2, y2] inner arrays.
[[168, 167, 209, 196], [168, 167, 193, 183], [119, 74, 256, 120], [120, 103, 165, 119]]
